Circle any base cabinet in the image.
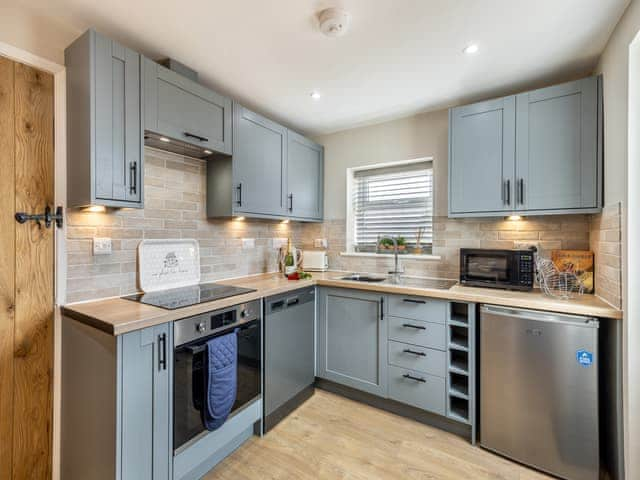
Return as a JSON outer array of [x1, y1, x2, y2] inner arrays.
[[61, 319, 172, 480]]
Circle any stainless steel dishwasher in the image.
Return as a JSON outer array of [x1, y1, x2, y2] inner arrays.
[[480, 305, 599, 480], [264, 288, 315, 432]]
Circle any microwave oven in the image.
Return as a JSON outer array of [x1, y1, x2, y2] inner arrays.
[[459, 248, 535, 291]]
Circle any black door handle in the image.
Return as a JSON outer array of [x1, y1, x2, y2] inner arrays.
[[183, 132, 209, 143], [15, 206, 63, 229], [158, 333, 167, 371], [402, 323, 426, 330], [129, 162, 137, 195], [288, 193, 293, 212], [380, 297, 384, 321], [236, 183, 242, 206], [402, 349, 426, 357], [402, 299, 426, 304], [402, 373, 426, 383]]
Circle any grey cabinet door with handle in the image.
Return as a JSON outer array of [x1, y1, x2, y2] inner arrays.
[[449, 96, 516, 216], [317, 288, 387, 396], [119, 324, 172, 480], [287, 130, 324, 221], [515, 76, 600, 212], [232, 104, 287, 217]]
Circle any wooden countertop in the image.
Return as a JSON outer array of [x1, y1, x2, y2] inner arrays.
[[61, 271, 622, 336]]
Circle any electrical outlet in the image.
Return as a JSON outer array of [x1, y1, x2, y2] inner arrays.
[[272, 238, 287, 249], [241, 238, 255, 249], [314, 238, 328, 248], [93, 237, 112, 255]]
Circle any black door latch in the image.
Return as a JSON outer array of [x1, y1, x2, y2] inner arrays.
[[15, 206, 64, 229]]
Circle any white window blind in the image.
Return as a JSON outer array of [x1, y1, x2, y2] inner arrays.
[[352, 161, 433, 252]]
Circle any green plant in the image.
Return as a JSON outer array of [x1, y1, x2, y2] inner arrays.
[[379, 237, 394, 247], [396, 236, 406, 246]]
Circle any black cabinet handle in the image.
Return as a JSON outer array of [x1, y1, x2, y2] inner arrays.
[[183, 132, 209, 143], [271, 300, 284, 310], [380, 297, 384, 321], [402, 299, 426, 304], [236, 183, 242, 206], [402, 373, 426, 383], [288, 193, 293, 212], [505, 179, 511, 205], [129, 162, 137, 195], [402, 323, 426, 330], [402, 348, 426, 357], [158, 333, 167, 371], [518, 178, 524, 204]]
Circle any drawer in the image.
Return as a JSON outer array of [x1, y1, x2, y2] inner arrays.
[[388, 365, 446, 415], [387, 296, 446, 323], [388, 316, 446, 350], [388, 340, 446, 377]]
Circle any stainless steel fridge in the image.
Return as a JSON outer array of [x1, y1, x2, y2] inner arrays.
[[479, 305, 599, 480]]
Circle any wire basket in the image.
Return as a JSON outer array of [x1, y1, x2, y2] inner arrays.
[[536, 257, 585, 300]]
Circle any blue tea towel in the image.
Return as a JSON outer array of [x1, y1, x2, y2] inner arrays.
[[202, 331, 238, 431]]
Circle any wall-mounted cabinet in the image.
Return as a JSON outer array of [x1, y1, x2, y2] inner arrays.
[[449, 75, 602, 217], [143, 57, 232, 156], [207, 103, 324, 222], [66, 29, 143, 208]]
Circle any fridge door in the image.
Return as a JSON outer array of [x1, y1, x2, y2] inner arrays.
[[480, 305, 599, 480]]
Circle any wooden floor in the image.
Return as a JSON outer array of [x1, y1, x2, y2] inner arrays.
[[204, 390, 552, 480]]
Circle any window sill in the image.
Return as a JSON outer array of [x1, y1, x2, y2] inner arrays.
[[340, 252, 442, 261]]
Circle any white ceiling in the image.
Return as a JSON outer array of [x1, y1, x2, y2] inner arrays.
[[19, 0, 629, 135]]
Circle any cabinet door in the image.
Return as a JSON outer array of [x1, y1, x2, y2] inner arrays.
[[152, 64, 232, 155], [515, 76, 600, 212], [317, 288, 387, 396], [94, 32, 142, 204], [449, 96, 516, 216], [287, 130, 324, 220], [233, 105, 287, 217], [119, 324, 171, 480]]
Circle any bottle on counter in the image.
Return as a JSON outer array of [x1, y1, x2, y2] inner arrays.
[[284, 238, 296, 277]]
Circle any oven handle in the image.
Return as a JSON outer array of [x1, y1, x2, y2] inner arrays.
[[179, 320, 258, 351]]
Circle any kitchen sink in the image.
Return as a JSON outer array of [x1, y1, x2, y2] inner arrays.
[[340, 274, 388, 283]]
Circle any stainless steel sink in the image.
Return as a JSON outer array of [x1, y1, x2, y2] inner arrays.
[[340, 274, 388, 283]]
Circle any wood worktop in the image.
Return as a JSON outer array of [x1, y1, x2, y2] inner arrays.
[[61, 271, 623, 335]]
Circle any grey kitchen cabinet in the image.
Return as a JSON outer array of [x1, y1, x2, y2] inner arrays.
[[61, 318, 172, 480], [65, 29, 143, 208], [448, 96, 516, 216], [515, 76, 601, 212], [143, 57, 232, 155], [317, 288, 387, 396], [287, 130, 324, 221], [448, 75, 602, 217], [232, 104, 288, 216]]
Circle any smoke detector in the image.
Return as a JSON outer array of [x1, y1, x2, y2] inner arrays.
[[318, 8, 351, 37]]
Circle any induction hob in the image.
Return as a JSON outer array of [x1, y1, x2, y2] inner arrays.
[[123, 282, 257, 310]]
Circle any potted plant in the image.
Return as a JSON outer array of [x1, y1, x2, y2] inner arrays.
[[378, 237, 395, 251], [396, 237, 406, 252]]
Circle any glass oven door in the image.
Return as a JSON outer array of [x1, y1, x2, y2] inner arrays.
[[173, 319, 261, 452]]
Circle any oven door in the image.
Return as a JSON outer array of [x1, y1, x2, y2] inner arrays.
[[460, 249, 516, 288], [173, 319, 261, 452]]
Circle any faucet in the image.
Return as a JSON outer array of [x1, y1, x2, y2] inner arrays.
[[381, 236, 404, 283]]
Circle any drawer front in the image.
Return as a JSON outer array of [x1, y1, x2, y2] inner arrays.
[[387, 296, 446, 323], [388, 365, 446, 414], [388, 340, 445, 377], [388, 316, 446, 350]]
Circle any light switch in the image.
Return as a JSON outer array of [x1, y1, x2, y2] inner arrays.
[[314, 238, 328, 248], [242, 238, 255, 249], [93, 237, 112, 255]]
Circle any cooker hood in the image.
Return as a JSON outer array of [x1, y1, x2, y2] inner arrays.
[[144, 132, 214, 160]]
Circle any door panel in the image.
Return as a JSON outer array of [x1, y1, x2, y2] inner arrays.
[[449, 97, 515, 215], [287, 130, 323, 220], [233, 105, 287, 216], [0, 59, 54, 479], [516, 77, 599, 211], [318, 289, 387, 396]]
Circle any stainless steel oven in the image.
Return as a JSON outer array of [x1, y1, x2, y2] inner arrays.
[[173, 300, 261, 452], [460, 248, 535, 291]]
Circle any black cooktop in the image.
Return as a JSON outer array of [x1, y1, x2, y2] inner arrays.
[[123, 282, 257, 310]]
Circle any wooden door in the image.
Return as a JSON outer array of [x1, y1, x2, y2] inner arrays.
[[448, 96, 516, 216], [0, 55, 54, 479]]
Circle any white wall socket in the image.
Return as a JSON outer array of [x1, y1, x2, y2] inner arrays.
[[241, 238, 255, 249], [93, 237, 112, 255], [314, 238, 328, 248], [272, 238, 288, 249]]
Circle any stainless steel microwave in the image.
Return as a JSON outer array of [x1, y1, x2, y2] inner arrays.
[[459, 248, 535, 291]]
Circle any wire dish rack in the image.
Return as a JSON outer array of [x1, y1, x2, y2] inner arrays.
[[536, 257, 585, 300]]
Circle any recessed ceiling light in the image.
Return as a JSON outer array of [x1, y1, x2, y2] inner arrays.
[[159, 136, 171, 143], [310, 91, 321, 100], [463, 44, 479, 54], [84, 205, 106, 213], [506, 215, 522, 221], [203, 149, 213, 155]]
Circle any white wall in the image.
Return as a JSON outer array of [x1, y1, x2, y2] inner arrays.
[[314, 109, 450, 219]]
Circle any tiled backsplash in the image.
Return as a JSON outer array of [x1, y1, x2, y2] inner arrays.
[[66, 148, 623, 308], [65, 148, 303, 303]]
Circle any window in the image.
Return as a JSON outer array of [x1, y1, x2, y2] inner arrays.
[[348, 159, 433, 255]]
